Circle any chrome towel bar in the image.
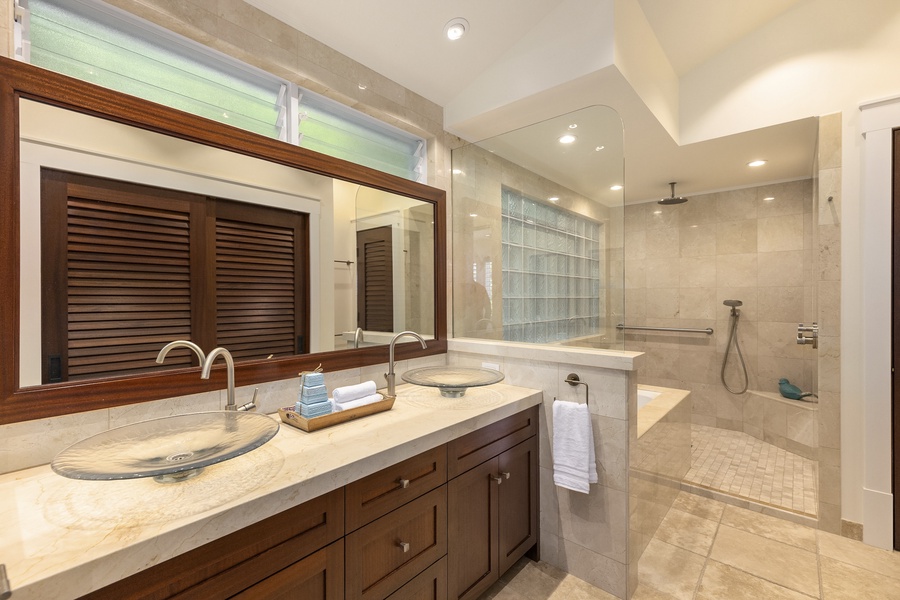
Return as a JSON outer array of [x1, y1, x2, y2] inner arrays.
[[617, 324, 714, 335], [562, 373, 589, 405]]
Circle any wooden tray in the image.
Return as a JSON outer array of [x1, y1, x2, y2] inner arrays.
[[278, 396, 395, 432]]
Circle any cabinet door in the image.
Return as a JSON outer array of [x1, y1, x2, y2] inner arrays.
[[447, 458, 499, 600], [497, 437, 539, 574], [230, 539, 344, 600]]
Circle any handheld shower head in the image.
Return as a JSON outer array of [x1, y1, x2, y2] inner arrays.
[[723, 300, 743, 308]]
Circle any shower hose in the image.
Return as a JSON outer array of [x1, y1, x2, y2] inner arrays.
[[721, 309, 749, 394]]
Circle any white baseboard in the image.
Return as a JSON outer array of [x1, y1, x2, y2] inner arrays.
[[863, 487, 894, 550]]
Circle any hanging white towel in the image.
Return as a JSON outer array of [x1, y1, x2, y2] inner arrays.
[[552, 400, 597, 494], [333, 380, 377, 404]]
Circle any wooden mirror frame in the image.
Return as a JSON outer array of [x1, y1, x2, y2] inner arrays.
[[0, 57, 447, 424]]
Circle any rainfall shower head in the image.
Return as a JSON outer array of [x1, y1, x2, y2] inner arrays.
[[658, 182, 688, 205], [723, 299, 743, 308]]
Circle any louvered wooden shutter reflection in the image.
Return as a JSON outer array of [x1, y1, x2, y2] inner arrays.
[[214, 201, 307, 360], [357, 226, 393, 332], [42, 172, 196, 382]]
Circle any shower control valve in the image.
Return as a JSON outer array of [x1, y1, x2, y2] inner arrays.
[[797, 323, 818, 349]]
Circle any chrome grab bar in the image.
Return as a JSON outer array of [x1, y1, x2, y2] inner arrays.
[[616, 324, 713, 335]]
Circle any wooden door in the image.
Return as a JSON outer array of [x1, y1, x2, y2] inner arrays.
[[497, 437, 539, 574], [357, 226, 394, 331], [447, 458, 499, 600]]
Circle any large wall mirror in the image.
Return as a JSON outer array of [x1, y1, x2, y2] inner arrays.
[[0, 58, 446, 424]]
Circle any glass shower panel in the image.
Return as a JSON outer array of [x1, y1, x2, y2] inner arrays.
[[451, 105, 624, 349]]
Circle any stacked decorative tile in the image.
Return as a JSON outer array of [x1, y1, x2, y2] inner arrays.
[[295, 372, 332, 418]]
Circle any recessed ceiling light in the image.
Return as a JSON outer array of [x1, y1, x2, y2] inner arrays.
[[548, 196, 559, 202], [568, 124, 578, 129], [763, 196, 775, 202], [452, 168, 463, 175], [358, 83, 367, 90], [469, 213, 478, 217], [610, 185, 623, 191], [653, 210, 662, 215], [558, 134, 577, 144], [444, 17, 468, 41], [595, 146, 605, 151], [747, 159, 767, 167]]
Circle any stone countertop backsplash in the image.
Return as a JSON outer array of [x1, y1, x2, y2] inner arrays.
[[0, 382, 541, 600]]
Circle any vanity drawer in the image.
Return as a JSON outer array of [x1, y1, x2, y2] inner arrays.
[[385, 556, 447, 600], [345, 485, 448, 600], [448, 406, 538, 478], [346, 444, 447, 531]]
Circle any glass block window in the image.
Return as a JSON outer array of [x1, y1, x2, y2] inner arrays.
[[501, 187, 601, 343]]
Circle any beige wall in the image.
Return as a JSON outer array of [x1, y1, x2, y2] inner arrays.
[[624, 180, 817, 426], [1, 0, 10, 59]]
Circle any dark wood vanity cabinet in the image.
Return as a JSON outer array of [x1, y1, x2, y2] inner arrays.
[[76, 407, 537, 600], [78, 489, 345, 600], [447, 408, 539, 600]]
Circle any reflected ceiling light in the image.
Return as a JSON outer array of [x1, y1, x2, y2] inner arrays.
[[568, 124, 578, 129], [358, 83, 367, 90], [595, 145, 605, 151], [610, 184, 623, 191], [763, 196, 775, 202], [653, 210, 662, 215], [747, 159, 767, 167], [558, 133, 577, 144], [548, 196, 560, 202], [469, 213, 478, 217], [444, 17, 469, 40], [452, 168, 463, 175]]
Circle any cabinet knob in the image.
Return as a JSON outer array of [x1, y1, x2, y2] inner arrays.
[[501, 471, 511, 480], [398, 478, 410, 489], [491, 475, 503, 485], [398, 541, 410, 553]]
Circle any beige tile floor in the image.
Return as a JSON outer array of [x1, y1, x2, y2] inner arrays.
[[685, 425, 818, 517], [481, 491, 900, 599]]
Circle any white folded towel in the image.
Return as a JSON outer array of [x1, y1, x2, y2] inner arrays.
[[552, 400, 597, 494], [332, 393, 384, 412], [333, 380, 377, 404]]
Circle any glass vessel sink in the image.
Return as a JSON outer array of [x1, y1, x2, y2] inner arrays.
[[51, 411, 279, 483], [401, 366, 504, 397]]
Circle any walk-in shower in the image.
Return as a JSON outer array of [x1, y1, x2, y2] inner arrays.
[[720, 299, 748, 394]]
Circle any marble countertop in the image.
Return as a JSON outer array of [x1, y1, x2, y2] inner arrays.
[[0, 383, 542, 600]]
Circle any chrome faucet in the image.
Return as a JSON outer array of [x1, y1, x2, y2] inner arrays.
[[385, 331, 427, 397], [201, 347, 257, 411], [156, 339, 207, 366], [354, 327, 364, 349]]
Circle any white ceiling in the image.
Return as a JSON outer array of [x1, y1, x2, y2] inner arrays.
[[245, 0, 819, 204]]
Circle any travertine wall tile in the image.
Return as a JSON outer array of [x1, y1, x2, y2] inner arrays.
[[0, 0, 10, 59]]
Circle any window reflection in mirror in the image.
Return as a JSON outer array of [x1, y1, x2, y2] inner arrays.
[[19, 99, 435, 387]]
